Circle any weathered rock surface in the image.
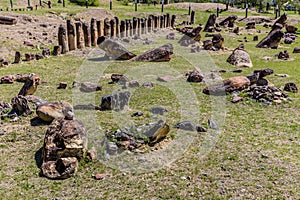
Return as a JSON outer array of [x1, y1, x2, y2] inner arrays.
[[41, 157, 78, 180], [0, 75, 14, 84], [97, 36, 136, 60], [203, 76, 251, 95], [178, 25, 202, 46], [227, 47, 253, 68], [256, 29, 284, 48], [0, 102, 12, 115], [100, 91, 131, 111], [18, 74, 40, 96], [36, 101, 73, 122], [11, 95, 32, 116], [111, 74, 129, 84], [186, 68, 204, 82], [203, 14, 217, 32], [130, 44, 173, 62], [284, 82, 298, 93], [41, 117, 87, 179], [79, 82, 102, 93], [106, 120, 170, 151], [174, 121, 207, 132], [219, 15, 237, 27]]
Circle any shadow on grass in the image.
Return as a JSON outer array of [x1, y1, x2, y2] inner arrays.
[[35, 147, 43, 169], [30, 117, 50, 126]]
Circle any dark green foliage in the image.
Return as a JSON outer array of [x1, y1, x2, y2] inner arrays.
[[70, 0, 100, 6]]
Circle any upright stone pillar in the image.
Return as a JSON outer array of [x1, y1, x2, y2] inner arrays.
[[75, 22, 85, 49], [104, 18, 111, 37], [148, 15, 153, 33], [171, 15, 176, 28], [82, 22, 91, 47], [154, 16, 158, 29], [114, 16, 120, 38], [190, 10, 195, 25], [166, 13, 170, 27], [58, 25, 69, 54], [160, 16, 164, 29], [91, 18, 98, 46], [97, 20, 104, 37], [120, 20, 126, 38], [128, 20, 133, 37], [110, 19, 116, 38], [137, 18, 141, 36], [125, 20, 130, 37], [14, 51, 22, 64], [133, 17, 138, 35], [67, 19, 77, 51]]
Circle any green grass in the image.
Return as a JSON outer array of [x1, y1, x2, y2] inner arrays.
[[0, 2, 300, 199]]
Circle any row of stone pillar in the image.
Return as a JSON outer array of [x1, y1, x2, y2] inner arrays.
[[55, 14, 177, 55]]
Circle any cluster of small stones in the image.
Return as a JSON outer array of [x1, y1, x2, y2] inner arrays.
[[55, 13, 176, 55]]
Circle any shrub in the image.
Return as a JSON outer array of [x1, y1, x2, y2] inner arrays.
[[70, 0, 100, 6]]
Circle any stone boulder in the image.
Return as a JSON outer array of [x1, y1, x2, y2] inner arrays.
[[256, 29, 284, 48], [41, 157, 78, 180], [227, 48, 253, 68], [285, 24, 297, 33], [18, 73, 40, 96], [203, 76, 251, 95], [97, 36, 136, 60], [79, 82, 102, 93], [284, 82, 298, 93], [186, 68, 204, 82], [11, 95, 32, 116], [0, 75, 14, 84], [36, 101, 73, 122], [130, 44, 173, 62], [41, 117, 87, 179], [100, 91, 131, 111]]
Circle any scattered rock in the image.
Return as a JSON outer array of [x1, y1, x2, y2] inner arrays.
[[186, 68, 204, 83], [285, 24, 297, 33], [93, 173, 106, 180], [97, 36, 136, 60], [256, 29, 284, 48], [11, 95, 32, 116], [293, 47, 300, 53], [208, 119, 219, 130], [219, 15, 237, 27], [245, 85, 290, 104], [41, 157, 78, 180], [36, 101, 73, 122], [277, 50, 289, 60], [80, 82, 102, 93], [284, 82, 298, 93], [130, 44, 173, 62], [18, 74, 40, 96], [178, 25, 202, 46], [132, 111, 143, 117], [245, 22, 255, 29], [174, 121, 207, 132], [57, 82, 67, 89], [142, 82, 154, 88], [41, 117, 87, 179], [203, 76, 251, 95], [0, 75, 14, 84], [111, 74, 129, 84], [0, 102, 12, 115], [128, 80, 140, 88], [25, 53, 35, 61], [150, 106, 167, 115], [166, 32, 175, 40], [227, 46, 253, 68], [231, 94, 243, 103], [100, 91, 131, 111]]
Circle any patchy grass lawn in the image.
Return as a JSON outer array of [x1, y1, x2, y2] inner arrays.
[[0, 1, 299, 199]]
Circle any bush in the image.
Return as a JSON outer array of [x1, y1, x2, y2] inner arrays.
[[70, 0, 100, 6]]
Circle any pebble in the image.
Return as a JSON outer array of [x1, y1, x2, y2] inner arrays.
[[93, 173, 106, 180]]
